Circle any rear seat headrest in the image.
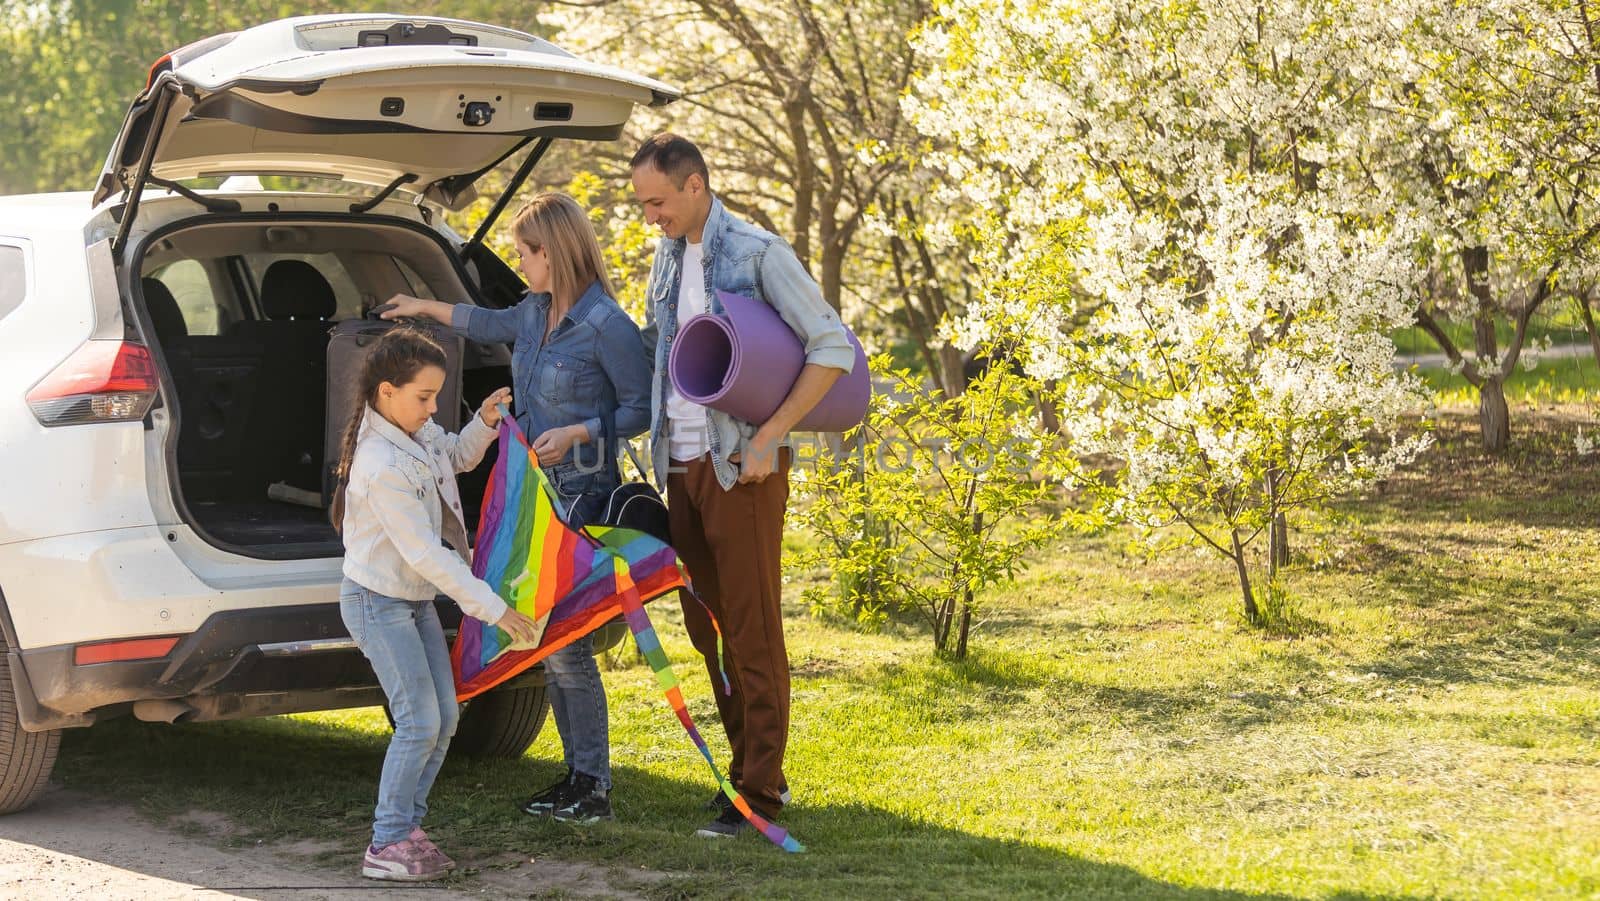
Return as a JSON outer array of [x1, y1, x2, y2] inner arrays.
[[141, 277, 188, 341], [260, 259, 337, 321]]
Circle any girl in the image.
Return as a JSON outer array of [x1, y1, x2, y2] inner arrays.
[[332, 327, 543, 882], [382, 192, 652, 826]]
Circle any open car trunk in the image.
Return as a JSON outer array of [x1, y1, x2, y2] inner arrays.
[[97, 14, 677, 559], [135, 215, 512, 558]]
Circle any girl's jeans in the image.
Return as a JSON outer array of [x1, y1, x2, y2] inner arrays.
[[340, 578, 458, 847]]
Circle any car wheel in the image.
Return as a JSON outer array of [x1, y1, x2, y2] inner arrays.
[[589, 619, 629, 656], [445, 683, 550, 760], [0, 636, 59, 814]]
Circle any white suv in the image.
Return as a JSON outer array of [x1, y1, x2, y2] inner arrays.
[[0, 14, 676, 813]]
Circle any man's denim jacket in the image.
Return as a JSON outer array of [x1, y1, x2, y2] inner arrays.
[[641, 197, 856, 490]]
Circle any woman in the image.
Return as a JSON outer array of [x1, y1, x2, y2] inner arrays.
[[382, 192, 652, 825]]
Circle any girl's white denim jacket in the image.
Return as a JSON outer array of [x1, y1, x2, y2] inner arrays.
[[340, 406, 508, 624]]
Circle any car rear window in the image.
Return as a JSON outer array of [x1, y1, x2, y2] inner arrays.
[[0, 245, 25, 322]]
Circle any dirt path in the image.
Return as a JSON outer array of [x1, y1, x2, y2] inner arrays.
[[0, 788, 656, 900]]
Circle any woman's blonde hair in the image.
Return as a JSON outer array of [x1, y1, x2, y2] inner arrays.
[[510, 192, 615, 306]]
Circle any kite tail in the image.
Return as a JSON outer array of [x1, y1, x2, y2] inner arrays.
[[679, 574, 732, 697]]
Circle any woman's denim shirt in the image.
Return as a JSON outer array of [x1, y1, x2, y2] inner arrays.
[[451, 279, 652, 476]]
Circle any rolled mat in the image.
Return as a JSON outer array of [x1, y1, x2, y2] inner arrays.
[[669, 291, 870, 432]]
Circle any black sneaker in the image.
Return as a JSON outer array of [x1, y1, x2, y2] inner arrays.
[[695, 803, 760, 839], [552, 772, 614, 826], [519, 769, 576, 817], [704, 783, 791, 811]]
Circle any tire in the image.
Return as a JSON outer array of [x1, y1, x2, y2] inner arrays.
[[589, 619, 629, 656], [0, 637, 59, 814], [448, 683, 550, 759]]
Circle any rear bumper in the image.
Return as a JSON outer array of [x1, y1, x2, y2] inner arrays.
[[9, 600, 554, 732]]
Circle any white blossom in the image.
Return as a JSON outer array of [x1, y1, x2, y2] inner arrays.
[[905, 0, 1439, 597]]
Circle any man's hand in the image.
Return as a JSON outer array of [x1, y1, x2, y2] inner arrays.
[[378, 293, 451, 325], [729, 363, 843, 484], [531, 424, 588, 467], [735, 431, 782, 484], [478, 387, 512, 427], [495, 608, 543, 646]]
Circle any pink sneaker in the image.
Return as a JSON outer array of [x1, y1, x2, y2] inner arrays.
[[360, 839, 447, 882], [409, 826, 456, 871]]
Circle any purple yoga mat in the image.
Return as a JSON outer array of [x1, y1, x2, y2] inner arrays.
[[669, 291, 870, 432]]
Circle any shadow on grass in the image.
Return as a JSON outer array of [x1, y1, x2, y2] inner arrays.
[[837, 650, 1335, 735], [1337, 541, 1600, 688], [52, 714, 1406, 901], [1352, 409, 1600, 531]]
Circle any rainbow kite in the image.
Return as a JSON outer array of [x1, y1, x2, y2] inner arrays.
[[451, 415, 803, 853]]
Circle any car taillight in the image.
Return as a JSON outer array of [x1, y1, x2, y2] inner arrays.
[[26, 340, 160, 427]]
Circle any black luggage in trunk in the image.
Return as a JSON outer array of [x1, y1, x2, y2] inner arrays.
[[323, 316, 466, 503]]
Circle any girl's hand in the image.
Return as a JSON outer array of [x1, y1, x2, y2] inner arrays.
[[531, 424, 588, 466], [495, 608, 543, 645], [479, 388, 512, 426]]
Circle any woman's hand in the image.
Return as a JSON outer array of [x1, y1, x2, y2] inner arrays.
[[378, 294, 451, 325], [479, 387, 512, 427], [495, 608, 543, 646], [531, 424, 589, 466]]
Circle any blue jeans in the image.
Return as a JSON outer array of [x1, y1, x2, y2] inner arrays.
[[544, 462, 616, 789], [340, 578, 459, 847]]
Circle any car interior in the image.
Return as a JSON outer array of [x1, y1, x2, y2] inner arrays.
[[137, 219, 514, 556]]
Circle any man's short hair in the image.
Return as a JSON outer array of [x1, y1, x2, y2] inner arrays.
[[630, 133, 711, 191]]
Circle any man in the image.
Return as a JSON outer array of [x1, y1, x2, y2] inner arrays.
[[630, 134, 854, 838]]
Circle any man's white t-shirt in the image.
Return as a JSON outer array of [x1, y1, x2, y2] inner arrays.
[[666, 240, 712, 461]]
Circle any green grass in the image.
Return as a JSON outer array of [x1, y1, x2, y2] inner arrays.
[[54, 409, 1600, 899], [1411, 352, 1600, 405]]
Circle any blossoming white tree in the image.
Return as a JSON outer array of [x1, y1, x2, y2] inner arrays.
[[543, 0, 978, 393], [906, 0, 1433, 620], [1365, 0, 1600, 453]]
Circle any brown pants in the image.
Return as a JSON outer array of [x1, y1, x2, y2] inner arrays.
[[668, 450, 791, 818]]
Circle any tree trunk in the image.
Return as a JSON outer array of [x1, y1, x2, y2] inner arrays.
[[818, 214, 846, 314], [784, 100, 813, 267], [1479, 377, 1511, 454], [933, 594, 955, 652], [1463, 246, 1511, 454], [1231, 529, 1259, 624], [1266, 470, 1288, 573], [954, 597, 972, 660], [954, 511, 981, 659], [937, 344, 967, 397], [889, 229, 962, 397], [1574, 292, 1600, 371]]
